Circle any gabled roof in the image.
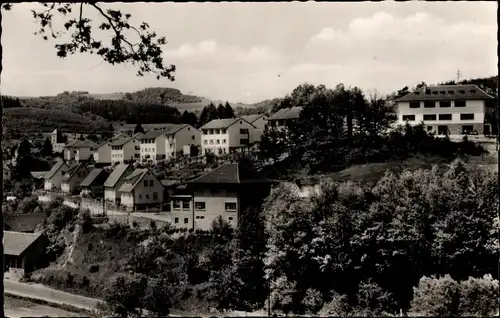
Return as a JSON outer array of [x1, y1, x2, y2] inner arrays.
[[31, 171, 48, 179], [110, 136, 136, 147], [4, 231, 45, 256], [104, 163, 132, 188], [80, 168, 109, 188], [268, 107, 303, 121], [164, 124, 192, 136], [61, 163, 87, 181], [241, 114, 265, 123], [200, 118, 255, 130], [394, 84, 495, 102], [66, 139, 98, 148], [44, 159, 67, 179], [139, 129, 167, 140], [118, 168, 150, 192], [187, 162, 273, 185], [4, 213, 46, 233]]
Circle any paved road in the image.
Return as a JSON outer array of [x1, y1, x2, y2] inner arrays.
[[4, 279, 101, 311]]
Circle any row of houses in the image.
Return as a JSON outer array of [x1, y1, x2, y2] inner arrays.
[[43, 158, 275, 231]]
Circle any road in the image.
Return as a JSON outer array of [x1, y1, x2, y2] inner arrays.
[[4, 279, 101, 312]]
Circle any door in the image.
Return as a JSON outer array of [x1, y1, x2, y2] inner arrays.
[[437, 125, 448, 136]]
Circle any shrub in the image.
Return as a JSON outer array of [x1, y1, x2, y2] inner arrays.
[[319, 291, 352, 316], [458, 274, 499, 316], [409, 275, 460, 317]]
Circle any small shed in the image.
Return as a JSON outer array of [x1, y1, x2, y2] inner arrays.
[[4, 231, 50, 276]]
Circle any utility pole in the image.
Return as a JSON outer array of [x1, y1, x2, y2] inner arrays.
[[456, 69, 462, 83]]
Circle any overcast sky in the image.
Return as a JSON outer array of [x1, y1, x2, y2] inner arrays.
[[1, 2, 497, 103]]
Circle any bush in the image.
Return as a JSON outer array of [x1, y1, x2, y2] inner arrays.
[[458, 274, 499, 316], [409, 275, 460, 316]]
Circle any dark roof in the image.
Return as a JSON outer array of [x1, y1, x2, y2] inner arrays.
[[268, 107, 303, 121], [187, 162, 273, 185], [4, 231, 45, 256], [80, 168, 109, 187], [104, 164, 133, 188], [110, 136, 135, 147], [66, 139, 98, 148], [44, 159, 67, 179], [4, 213, 46, 233], [118, 168, 149, 192], [164, 124, 192, 135], [200, 118, 255, 130], [139, 129, 167, 140], [61, 163, 87, 181], [394, 84, 495, 102], [241, 114, 265, 123], [118, 123, 178, 132]]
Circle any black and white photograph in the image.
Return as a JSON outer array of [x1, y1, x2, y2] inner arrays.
[[0, 1, 498, 317]]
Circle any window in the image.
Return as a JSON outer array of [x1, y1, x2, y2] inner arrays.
[[210, 140, 214, 145], [240, 128, 249, 134], [195, 202, 206, 210], [439, 114, 452, 120], [135, 146, 140, 150], [184, 218, 189, 224], [460, 113, 474, 120], [204, 140, 207, 145], [459, 90, 465, 94], [215, 129, 220, 134], [423, 114, 437, 121], [144, 180, 148, 187], [462, 125, 474, 134], [146, 194, 150, 199], [470, 89, 477, 94], [217, 139, 220, 144], [225, 202, 237, 211], [191, 135, 195, 140], [439, 91, 445, 95], [424, 101, 435, 108], [221, 129, 227, 134], [402, 115, 415, 121], [409, 102, 420, 109], [153, 192, 158, 200], [196, 216, 205, 220], [222, 139, 226, 144], [139, 194, 142, 199], [432, 91, 438, 95], [240, 139, 249, 145], [228, 217, 233, 221], [149, 180, 154, 187], [448, 90, 454, 94], [427, 126, 433, 132], [173, 200, 181, 210], [182, 200, 190, 210], [174, 217, 179, 224], [439, 101, 451, 108], [455, 100, 466, 107]]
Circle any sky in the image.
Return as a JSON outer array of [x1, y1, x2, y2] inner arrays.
[[1, 2, 497, 103]]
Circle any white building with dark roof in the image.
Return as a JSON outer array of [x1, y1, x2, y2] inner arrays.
[[104, 163, 134, 205], [200, 118, 256, 156], [110, 135, 141, 164], [64, 139, 98, 162], [118, 168, 164, 211], [241, 114, 268, 143], [394, 84, 495, 135]]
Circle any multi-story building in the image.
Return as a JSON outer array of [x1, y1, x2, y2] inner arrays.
[[61, 163, 90, 194], [267, 106, 303, 130], [93, 142, 112, 164], [200, 118, 256, 156], [170, 162, 274, 230], [139, 130, 168, 164], [164, 124, 201, 160], [110, 136, 141, 164], [104, 163, 134, 205], [394, 84, 495, 135], [64, 140, 98, 162], [241, 114, 268, 143], [43, 159, 70, 191], [49, 129, 66, 153], [118, 168, 164, 212]]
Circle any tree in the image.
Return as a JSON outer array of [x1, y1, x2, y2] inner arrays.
[[87, 134, 99, 143], [207, 102, 218, 121], [17, 139, 32, 158], [104, 273, 148, 317], [1, 3, 175, 80], [224, 101, 235, 119], [198, 106, 209, 127], [259, 127, 288, 163], [134, 123, 145, 134], [181, 110, 198, 126], [41, 137, 53, 157], [217, 103, 225, 119]]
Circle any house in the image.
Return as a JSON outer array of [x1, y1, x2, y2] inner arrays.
[[43, 159, 70, 191], [394, 84, 495, 135], [241, 114, 268, 143], [139, 129, 168, 164], [4, 231, 50, 276], [64, 139, 98, 162], [267, 106, 303, 130], [49, 128, 66, 153], [3, 162, 12, 183], [164, 124, 201, 160], [110, 136, 141, 164], [80, 168, 110, 197], [61, 163, 90, 194], [170, 162, 274, 230], [93, 142, 112, 164], [104, 163, 134, 205], [118, 168, 164, 212], [200, 118, 256, 156]]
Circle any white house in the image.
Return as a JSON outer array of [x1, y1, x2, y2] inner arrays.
[[241, 114, 268, 143], [170, 162, 274, 230], [104, 163, 134, 205], [394, 84, 495, 135], [49, 129, 66, 153], [139, 130, 167, 164], [200, 118, 256, 156], [43, 159, 70, 191], [110, 136, 141, 164], [164, 124, 201, 160], [61, 163, 90, 194], [93, 142, 112, 164], [64, 140, 98, 162], [118, 168, 164, 212]]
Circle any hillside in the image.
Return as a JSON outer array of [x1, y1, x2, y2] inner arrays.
[[2, 107, 111, 135]]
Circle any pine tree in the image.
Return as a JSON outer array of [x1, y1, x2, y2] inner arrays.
[[207, 102, 218, 121], [41, 137, 53, 157], [224, 101, 235, 119], [217, 103, 225, 119], [199, 106, 209, 127], [134, 123, 145, 134]]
